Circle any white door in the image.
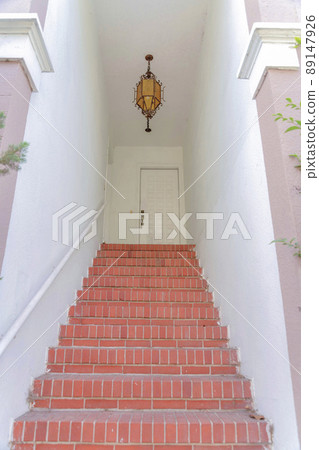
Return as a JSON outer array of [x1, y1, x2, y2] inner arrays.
[[140, 169, 180, 244]]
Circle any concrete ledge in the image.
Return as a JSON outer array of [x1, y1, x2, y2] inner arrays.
[[237, 22, 301, 98], [0, 13, 53, 91]]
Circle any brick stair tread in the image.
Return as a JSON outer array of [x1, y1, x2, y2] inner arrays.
[[100, 244, 196, 250], [32, 374, 253, 410], [70, 302, 216, 311], [89, 271, 204, 278], [91, 265, 202, 271], [48, 346, 237, 352], [59, 324, 228, 339], [93, 259, 200, 267], [68, 303, 219, 320], [75, 293, 212, 298], [58, 339, 229, 349], [72, 301, 214, 307], [78, 288, 209, 292], [35, 373, 249, 382], [76, 291, 213, 302], [13, 410, 271, 445], [96, 251, 197, 258], [83, 276, 205, 279], [68, 319, 222, 327], [87, 273, 203, 278], [82, 278, 207, 289], [82, 289, 209, 293]]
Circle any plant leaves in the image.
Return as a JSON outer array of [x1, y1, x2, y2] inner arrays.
[[285, 126, 300, 132]]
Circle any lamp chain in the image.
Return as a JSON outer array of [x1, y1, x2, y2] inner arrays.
[[145, 117, 151, 133]]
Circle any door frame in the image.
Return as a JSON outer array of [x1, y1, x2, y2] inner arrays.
[[138, 166, 183, 244]]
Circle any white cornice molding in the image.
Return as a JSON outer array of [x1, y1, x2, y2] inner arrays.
[[0, 13, 53, 91], [237, 22, 301, 98]]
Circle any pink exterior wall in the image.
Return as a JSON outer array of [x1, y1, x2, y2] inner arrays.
[[30, 0, 49, 27], [0, 0, 48, 27], [0, 1, 49, 274], [244, 0, 300, 30], [0, 63, 32, 273], [255, 69, 301, 433], [244, 0, 301, 437]]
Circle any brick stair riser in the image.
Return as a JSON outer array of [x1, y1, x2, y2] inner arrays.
[[100, 243, 196, 251], [47, 365, 238, 375], [47, 348, 239, 368], [12, 443, 272, 449], [93, 258, 200, 267], [89, 266, 203, 277], [12, 413, 271, 446], [82, 277, 207, 289], [68, 318, 222, 327], [68, 304, 219, 321], [76, 290, 212, 303], [59, 324, 229, 341], [32, 398, 252, 411], [96, 251, 197, 259], [31, 377, 252, 410], [59, 338, 228, 348]]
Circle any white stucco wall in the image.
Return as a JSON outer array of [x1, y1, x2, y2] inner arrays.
[[0, 0, 109, 446], [105, 146, 185, 243], [182, 1, 299, 449]]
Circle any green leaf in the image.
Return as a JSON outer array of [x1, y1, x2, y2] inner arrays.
[[270, 238, 286, 244], [286, 98, 292, 103], [0, 141, 29, 175], [285, 126, 300, 132]]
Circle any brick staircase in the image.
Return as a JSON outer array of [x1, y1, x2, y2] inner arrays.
[[11, 244, 272, 449]]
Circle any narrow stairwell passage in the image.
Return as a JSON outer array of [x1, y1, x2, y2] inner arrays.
[[11, 244, 272, 449]]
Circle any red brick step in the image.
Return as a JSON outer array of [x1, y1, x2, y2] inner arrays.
[[68, 302, 219, 321], [76, 289, 212, 303], [82, 276, 207, 289], [46, 346, 239, 375], [59, 324, 229, 341], [89, 266, 203, 277], [31, 374, 253, 411], [59, 337, 228, 349], [100, 243, 196, 251], [12, 410, 271, 447], [93, 257, 200, 267], [96, 250, 197, 259]]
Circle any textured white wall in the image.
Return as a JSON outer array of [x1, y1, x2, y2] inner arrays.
[[0, 0, 109, 446], [182, 1, 299, 449], [105, 146, 185, 244]]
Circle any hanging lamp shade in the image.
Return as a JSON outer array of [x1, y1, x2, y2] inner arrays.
[[134, 55, 164, 132]]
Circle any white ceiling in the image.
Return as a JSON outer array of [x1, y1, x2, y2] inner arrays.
[[93, 0, 208, 147]]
